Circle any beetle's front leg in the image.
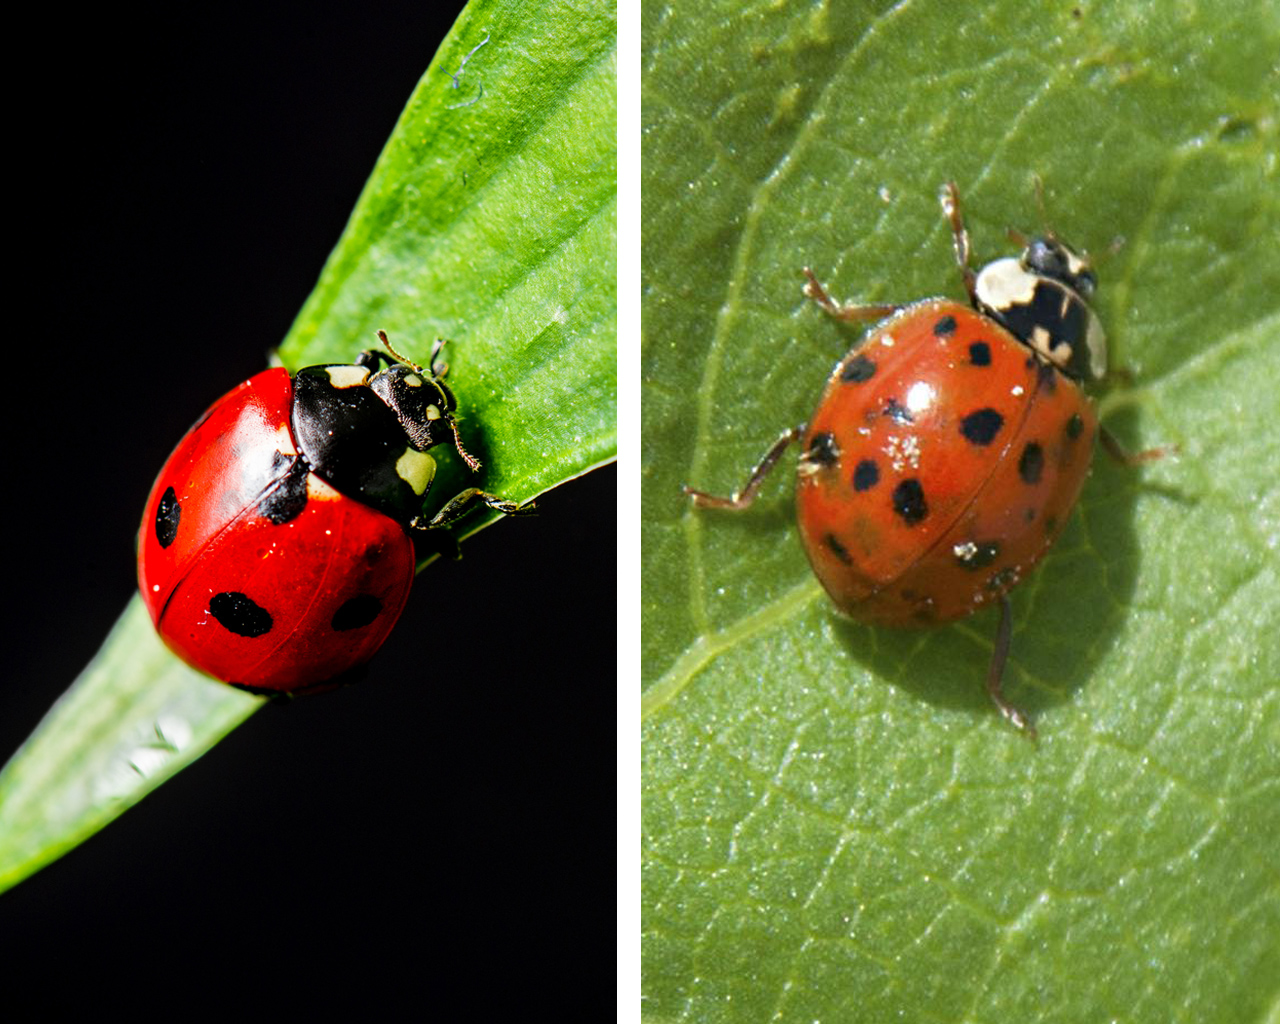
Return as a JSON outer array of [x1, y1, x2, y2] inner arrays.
[[411, 489, 536, 531]]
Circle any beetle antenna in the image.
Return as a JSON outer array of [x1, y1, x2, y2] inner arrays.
[[1031, 173, 1056, 239], [1088, 234, 1125, 269], [1006, 226, 1031, 247], [376, 329, 426, 374], [450, 416, 482, 472]]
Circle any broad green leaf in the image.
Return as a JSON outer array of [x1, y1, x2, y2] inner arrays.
[[642, 2, 1277, 1022], [0, 0, 616, 893]]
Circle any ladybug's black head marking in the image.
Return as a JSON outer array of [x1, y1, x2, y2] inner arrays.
[[1022, 236, 1096, 300], [368, 364, 459, 452], [371, 330, 481, 471]]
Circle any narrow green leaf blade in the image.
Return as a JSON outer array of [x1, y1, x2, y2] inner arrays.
[[0, 603, 259, 891]]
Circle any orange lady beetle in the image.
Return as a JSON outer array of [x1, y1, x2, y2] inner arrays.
[[685, 183, 1165, 736]]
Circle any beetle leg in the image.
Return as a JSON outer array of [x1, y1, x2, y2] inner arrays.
[[1098, 426, 1175, 467], [684, 426, 806, 511], [802, 267, 902, 323], [940, 181, 978, 304], [412, 489, 536, 531], [986, 595, 1037, 740]]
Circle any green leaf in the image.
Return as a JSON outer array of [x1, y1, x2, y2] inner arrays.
[[642, 2, 1278, 1022], [0, 0, 616, 893]]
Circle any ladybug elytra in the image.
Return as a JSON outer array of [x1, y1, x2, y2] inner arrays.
[[138, 331, 533, 694], [685, 182, 1166, 737]]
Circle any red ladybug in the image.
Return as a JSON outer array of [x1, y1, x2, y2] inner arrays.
[[685, 183, 1165, 736], [138, 331, 532, 694]]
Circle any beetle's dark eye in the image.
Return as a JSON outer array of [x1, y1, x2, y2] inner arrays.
[[1024, 236, 1095, 298], [1024, 238, 1067, 279]]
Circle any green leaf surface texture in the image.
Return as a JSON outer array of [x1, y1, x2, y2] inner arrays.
[[642, 1, 1278, 1022], [0, 0, 616, 892]]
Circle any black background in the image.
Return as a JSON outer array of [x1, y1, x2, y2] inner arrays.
[[3, 3, 614, 1006]]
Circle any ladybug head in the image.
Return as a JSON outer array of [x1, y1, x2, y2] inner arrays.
[[368, 363, 481, 470], [369, 331, 482, 471], [1021, 235, 1097, 300]]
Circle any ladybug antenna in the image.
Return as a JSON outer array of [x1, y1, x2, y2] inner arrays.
[[450, 416, 482, 472], [1091, 233, 1126, 269], [375, 329, 426, 375], [1005, 226, 1032, 248], [1004, 175, 1055, 248], [1032, 174, 1050, 229]]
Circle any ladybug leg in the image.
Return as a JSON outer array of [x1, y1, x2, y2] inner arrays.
[[413, 488, 536, 531], [986, 595, 1037, 740], [802, 268, 901, 323], [684, 426, 805, 510], [1098, 427, 1175, 467], [939, 181, 978, 305]]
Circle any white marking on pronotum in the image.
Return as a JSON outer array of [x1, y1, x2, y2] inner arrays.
[[326, 365, 370, 389], [1030, 326, 1056, 363], [395, 448, 436, 495], [975, 258, 1038, 309]]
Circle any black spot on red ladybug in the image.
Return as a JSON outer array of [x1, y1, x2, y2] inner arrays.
[[1066, 413, 1084, 440], [1037, 360, 1058, 393], [1024, 507, 1037, 522], [258, 453, 310, 525], [933, 315, 957, 337], [954, 540, 1001, 570], [1019, 442, 1045, 484], [825, 533, 853, 565], [331, 594, 383, 631], [840, 353, 876, 383], [155, 486, 181, 548], [852, 459, 880, 492], [804, 432, 840, 468], [209, 592, 273, 638], [892, 479, 928, 525], [960, 408, 1004, 446], [883, 397, 914, 424], [1045, 514, 1059, 535], [968, 341, 991, 366]]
